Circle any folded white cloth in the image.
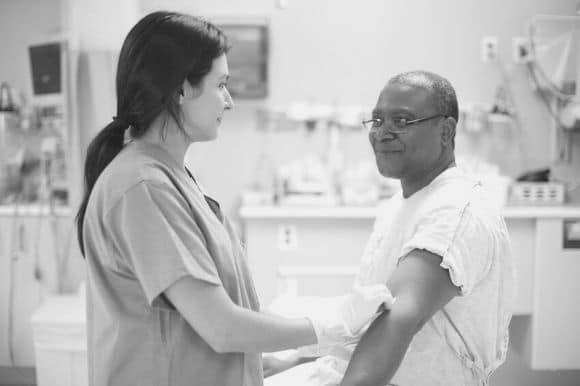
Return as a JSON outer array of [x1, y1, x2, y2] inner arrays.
[[264, 355, 348, 386]]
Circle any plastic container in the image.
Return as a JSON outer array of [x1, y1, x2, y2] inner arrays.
[[509, 182, 565, 205], [30, 292, 87, 386]]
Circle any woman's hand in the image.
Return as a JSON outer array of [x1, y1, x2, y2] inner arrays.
[[302, 284, 395, 355], [263, 351, 316, 378], [341, 283, 396, 335]]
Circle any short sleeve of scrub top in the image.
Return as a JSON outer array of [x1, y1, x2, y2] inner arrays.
[[106, 180, 222, 308]]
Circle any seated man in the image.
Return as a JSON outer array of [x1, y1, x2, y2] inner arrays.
[[265, 71, 516, 386]]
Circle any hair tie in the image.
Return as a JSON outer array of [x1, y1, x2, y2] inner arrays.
[[112, 115, 130, 127]]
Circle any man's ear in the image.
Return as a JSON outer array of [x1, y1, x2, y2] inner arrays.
[[440, 117, 457, 148]]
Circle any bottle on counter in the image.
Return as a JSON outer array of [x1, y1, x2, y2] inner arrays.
[[0, 82, 17, 112], [325, 122, 344, 203]]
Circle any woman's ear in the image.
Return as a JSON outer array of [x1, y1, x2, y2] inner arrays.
[[181, 79, 202, 101], [178, 87, 184, 104]]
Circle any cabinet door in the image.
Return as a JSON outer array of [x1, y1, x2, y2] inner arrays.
[[11, 216, 44, 366], [34, 215, 61, 293], [505, 218, 534, 315], [531, 218, 580, 369], [0, 216, 12, 365], [245, 217, 372, 307], [0, 213, 76, 367], [0, 215, 43, 366]]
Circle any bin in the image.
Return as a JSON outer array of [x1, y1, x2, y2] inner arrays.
[[30, 291, 87, 386]]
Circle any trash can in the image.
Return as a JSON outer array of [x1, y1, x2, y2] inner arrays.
[[30, 291, 87, 386]]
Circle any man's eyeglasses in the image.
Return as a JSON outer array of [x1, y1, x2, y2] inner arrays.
[[362, 114, 446, 134]]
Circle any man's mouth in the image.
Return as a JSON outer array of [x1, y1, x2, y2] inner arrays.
[[371, 137, 403, 153], [375, 147, 403, 153]]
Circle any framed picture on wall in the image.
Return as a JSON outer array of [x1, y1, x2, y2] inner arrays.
[[215, 18, 269, 98]]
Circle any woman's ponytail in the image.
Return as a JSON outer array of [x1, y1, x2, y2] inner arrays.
[[76, 11, 229, 257], [76, 119, 127, 256]]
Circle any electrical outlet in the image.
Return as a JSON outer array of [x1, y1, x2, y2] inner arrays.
[[277, 224, 297, 251], [481, 36, 498, 62], [512, 37, 531, 63]]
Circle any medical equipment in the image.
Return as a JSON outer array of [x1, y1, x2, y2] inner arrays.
[[527, 15, 580, 103], [525, 14, 580, 165]]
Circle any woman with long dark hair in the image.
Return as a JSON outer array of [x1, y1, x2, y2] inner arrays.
[[77, 11, 392, 386]]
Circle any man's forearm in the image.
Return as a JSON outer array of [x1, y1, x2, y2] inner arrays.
[[339, 311, 417, 386]]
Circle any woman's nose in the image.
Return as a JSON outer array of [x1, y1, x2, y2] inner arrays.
[[224, 89, 234, 110]]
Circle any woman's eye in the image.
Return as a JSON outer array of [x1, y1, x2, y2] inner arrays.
[[219, 83, 227, 89]]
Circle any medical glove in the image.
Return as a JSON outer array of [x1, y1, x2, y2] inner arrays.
[[302, 284, 394, 356]]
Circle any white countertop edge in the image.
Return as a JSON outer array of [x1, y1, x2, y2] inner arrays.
[[240, 205, 580, 219], [240, 206, 379, 219], [0, 205, 72, 216], [502, 206, 580, 218]]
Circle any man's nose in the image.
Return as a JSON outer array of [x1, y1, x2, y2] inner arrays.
[[372, 129, 398, 141], [369, 131, 396, 147]]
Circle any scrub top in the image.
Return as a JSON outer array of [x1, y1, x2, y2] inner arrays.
[[82, 140, 263, 386]]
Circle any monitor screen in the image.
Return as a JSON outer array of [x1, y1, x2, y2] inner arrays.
[[29, 43, 62, 95], [218, 24, 268, 98]]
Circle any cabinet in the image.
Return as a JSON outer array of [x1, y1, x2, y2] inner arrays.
[[30, 293, 87, 386], [0, 41, 82, 370], [0, 206, 73, 367], [240, 205, 580, 370], [528, 218, 580, 369]]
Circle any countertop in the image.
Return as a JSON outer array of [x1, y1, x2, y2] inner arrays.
[[0, 204, 71, 216], [3, 203, 580, 219], [240, 204, 580, 219]]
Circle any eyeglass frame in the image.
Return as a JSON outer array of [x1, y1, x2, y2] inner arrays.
[[362, 114, 447, 134]]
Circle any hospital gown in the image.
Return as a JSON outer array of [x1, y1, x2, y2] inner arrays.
[[266, 167, 515, 386]]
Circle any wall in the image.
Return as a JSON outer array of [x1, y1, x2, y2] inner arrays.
[[1, 0, 580, 384], [141, 2, 580, 384], [140, 0, 580, 222], [0, 0, 62, 103], [2, 0, 576, 219]]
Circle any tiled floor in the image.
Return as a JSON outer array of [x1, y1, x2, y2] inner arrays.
[[0, 367, 36, 386]]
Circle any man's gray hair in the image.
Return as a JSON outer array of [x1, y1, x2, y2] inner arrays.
[[388, 71, 458, 121]]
